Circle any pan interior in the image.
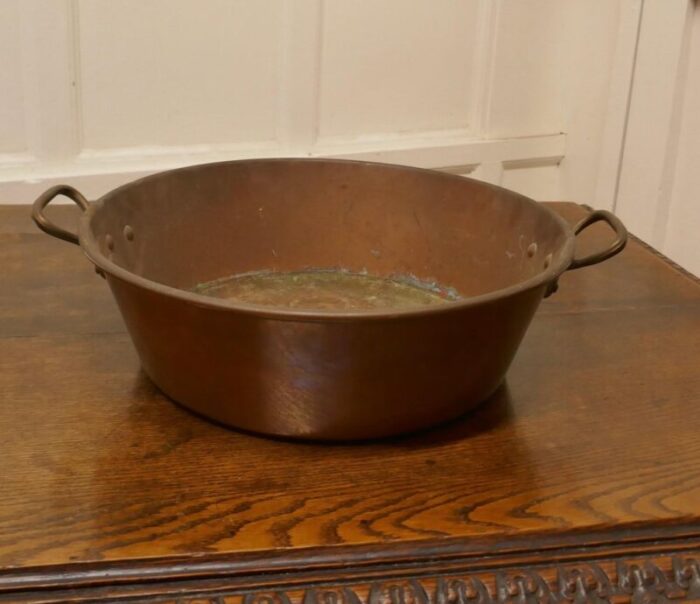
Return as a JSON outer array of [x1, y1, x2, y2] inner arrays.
[[192, 268, 461, 311], [89, 160, 569, 308]]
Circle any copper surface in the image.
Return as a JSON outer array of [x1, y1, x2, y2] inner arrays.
[[31, 159, 627, 440]]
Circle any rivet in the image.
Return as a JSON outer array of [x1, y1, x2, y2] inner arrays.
[[105, 234, 114, 251], [544, 254, 553, 269], [123, 225, 134, 241], [527, 243, 538, 257]]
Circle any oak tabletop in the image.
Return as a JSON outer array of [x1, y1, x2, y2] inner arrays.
[[1, 202, 699, 603]]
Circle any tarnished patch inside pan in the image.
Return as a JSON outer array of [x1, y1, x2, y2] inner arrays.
[[192, 269, 461, 311]]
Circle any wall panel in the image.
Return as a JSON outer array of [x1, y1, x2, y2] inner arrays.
[[77, 0, 283, 150], [663, 5, 700, 276], [1, 1, 608, 207], [318, 0, 480, 139], [487, 0, 565, 138], [0, 1, 27, 154]]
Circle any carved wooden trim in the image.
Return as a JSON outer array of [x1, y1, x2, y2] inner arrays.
[[170, 557, 700, 604], [9, 555, 696, 604]]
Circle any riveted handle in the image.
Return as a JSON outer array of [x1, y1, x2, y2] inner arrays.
[[568, 209, 627, 271], [32, 185, 90, 246]]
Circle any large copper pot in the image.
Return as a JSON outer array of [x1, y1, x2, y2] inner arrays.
[[32, 159, 627, 440]]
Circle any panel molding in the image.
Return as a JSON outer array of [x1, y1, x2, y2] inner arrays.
[[591, 0, 644, 211], [322, 132, 564, 173], [613, 0, 695, 245], [470, 0, 501, 137], [2, 0, 566, 203], [0, 133, 565, 202]]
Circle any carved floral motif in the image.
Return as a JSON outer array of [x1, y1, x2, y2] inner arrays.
[[192, 557, 700, 604]]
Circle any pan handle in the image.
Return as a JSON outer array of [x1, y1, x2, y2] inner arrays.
[[32, 184, 90, 246], [545, 209, 627, 297], [568, 209, 627, 271]]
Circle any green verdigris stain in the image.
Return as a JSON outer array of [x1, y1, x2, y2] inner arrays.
[[192, 269, 461, 311]]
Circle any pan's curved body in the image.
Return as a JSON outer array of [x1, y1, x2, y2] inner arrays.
[[32, 159, 627, 440]]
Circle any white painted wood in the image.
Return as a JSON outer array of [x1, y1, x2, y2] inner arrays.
[[469, 0, 501, 138], [0, 134, 565, 202], [470, 162, 504, 187], [76, 0, 282, 149], [487, 0, 565, 138], [502, 164, 560, 202], [614, 0, 695, 245], [322, 133, 565, 169], [0, 1, 27, 154], [662, 4, 700, 276], [318, 0, 480, 138], [590, 0, 644, 211], [17, 0, 79, 161], [277, 0, 323, 151], [0, 0, 577, 203], [649, 7, 696, 251], [4, 0, 675, 218], [558, 0, 641, 211]]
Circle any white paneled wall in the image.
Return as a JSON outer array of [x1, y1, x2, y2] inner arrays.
[[319, 1, 479, 137], [78, 0, 282, 149], [0, 0, 698, 274], [612, 0, 700, 275], [0, 0, 571, 201], [487, 0, 565, 138], [0, 2, 25, 154], [645, 1, 700, 276]]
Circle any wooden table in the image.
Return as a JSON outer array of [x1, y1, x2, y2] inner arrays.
[[1, 203, 699, 603]]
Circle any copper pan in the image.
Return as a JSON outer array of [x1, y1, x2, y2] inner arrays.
[[32, 159, 627, 440]]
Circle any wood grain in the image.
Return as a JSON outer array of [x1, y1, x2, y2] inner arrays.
[[1, 203, 699, 602]]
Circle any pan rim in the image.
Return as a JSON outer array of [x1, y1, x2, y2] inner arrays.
[[79, 157, 575, 322]]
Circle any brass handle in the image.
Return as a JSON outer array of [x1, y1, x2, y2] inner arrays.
[[568, 209, 628, 271], [31, 185, 90, 246]]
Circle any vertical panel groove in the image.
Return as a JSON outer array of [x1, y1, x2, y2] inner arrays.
[[278, 0, 323, 152], [70, 0, 84, 153], [471, 0, 501, 139], [17, 0, 81, 162], [651, 0, 696, 248], [312, 0, 325, 149], [611, 0, 645, 214], [613, 0, 695, 245], [587, 0, 644, 210]]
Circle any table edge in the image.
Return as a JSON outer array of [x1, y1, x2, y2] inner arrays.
[[2, 522, 700, 602]]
